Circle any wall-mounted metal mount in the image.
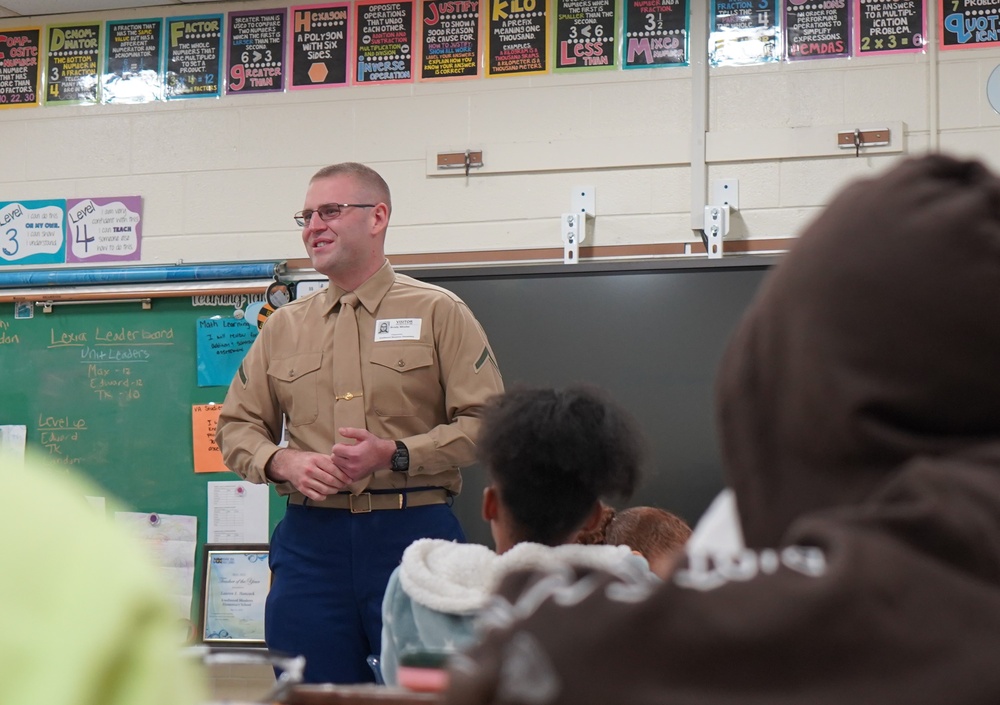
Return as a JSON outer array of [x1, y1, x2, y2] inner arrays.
[[838, 128, 890, 157], [562, 186, 595, 265], [436, 150, 484, 176]]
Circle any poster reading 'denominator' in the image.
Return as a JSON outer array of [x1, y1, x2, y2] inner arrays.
[[290, 4, 352, 88], [420, 0, 481, 80], [165, 15, 223, 99], [623, 0, 687, 68], [0, 28, 41, 109], [45, 23, 101, 104], [355, 0, 416, 84], [487, 0, 549, 76], [554, 0, 617, 71], [227, 9, 287, 94]]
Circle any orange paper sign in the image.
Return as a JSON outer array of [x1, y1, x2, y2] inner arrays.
[[192, 403, 228, 473]]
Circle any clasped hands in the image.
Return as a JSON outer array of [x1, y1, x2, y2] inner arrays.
[[266, 428, 396, 500]]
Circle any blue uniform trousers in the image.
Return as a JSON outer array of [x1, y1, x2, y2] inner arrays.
[[265, 502, 465, 684]]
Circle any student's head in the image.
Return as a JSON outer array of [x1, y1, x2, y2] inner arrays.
[[605, 507, 691, 578], [574, 502, 616, 545], [477, 385, 645, 553]]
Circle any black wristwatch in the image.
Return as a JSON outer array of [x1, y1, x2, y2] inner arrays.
[[390, 440, 409, 472]]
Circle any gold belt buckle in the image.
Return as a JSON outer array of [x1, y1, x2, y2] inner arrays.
[[349, 493, 372, 514]]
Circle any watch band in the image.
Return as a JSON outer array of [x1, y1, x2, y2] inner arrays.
[[391, 440, 409, 472]]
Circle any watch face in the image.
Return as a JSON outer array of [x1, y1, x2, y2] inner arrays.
[[266, 281, 293, 308]]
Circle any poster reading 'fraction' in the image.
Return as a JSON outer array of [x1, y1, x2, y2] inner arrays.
[[355, 0, 415, 84], [623, 0, 688, 68], [0, 28, 41, 109], [45, 23, 101, 104], [164, 15, 223, 99], [227, 9, 287, 93], [487, 0, 549, 76], [290, 4, 352, 88], [554, 0, 617, 71], [420, 0, 481, 80]]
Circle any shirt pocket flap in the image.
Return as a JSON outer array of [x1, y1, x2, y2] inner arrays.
[[268, 352, 323, 382], [370, 344, 434, 373]]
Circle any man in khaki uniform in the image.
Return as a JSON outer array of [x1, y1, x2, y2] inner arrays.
[[216, 162, 503, 684]]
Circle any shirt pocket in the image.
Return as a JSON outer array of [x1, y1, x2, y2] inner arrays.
[[369, 344, 436, 418], [268, 352, 323, 426]]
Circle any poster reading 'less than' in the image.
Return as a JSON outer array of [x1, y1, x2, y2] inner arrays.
[[290, 4, 352, 88], [227, 9, 287, 94], [487, 0, 549, 76], [554, 0, 617, 71], [164, 15, 223, 99], [355, 0, 415, 84], [623, 0, 687, 69], [45, 23, 102, 104], [420, 0, 481, 80], [103, 19, 163, 103], [0, 28, 41, 109]]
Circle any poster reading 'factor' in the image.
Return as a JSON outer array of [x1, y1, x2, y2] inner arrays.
[[165, 15, 223, 99]]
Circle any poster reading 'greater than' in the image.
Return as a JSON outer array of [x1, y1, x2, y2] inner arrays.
[[227, 9, 288, 93], [0, 28, 41, 109], [290, 4, 352, 88], [623, 0, 687, 68], [164, 15, 223, 99]]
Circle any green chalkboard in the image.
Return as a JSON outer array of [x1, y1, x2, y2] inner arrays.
[[0, 296, 286, 625]]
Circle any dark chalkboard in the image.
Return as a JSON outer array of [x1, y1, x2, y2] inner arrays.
[[412, 256, 774, 546]]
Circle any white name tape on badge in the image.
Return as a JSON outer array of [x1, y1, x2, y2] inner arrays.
[[374, 318, 422, 341]]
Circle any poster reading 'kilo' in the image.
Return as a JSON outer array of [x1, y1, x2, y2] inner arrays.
[[554, 0, 617, 71], [227, 9, 288, 93], [0, 28, 41, 109], [290, 4, 352, 88], [45, 23, 101, 104], [785, 0, 850, 59], [355, 0, 416, 83], [420, 0, 481, 80], [623, 0, 688, 68], [487, 0, 549, 76], [103, 19, 163, 103], [165, 15, 223, 99], [941, 0, 1000, 49]]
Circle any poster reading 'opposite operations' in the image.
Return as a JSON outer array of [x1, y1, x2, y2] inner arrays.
[[355, 0, 415, 83]]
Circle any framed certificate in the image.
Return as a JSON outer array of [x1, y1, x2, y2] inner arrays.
[[199, 543, 270, 646]]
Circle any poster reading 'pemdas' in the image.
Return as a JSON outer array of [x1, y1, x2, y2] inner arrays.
[[355, 0, 416, 83], [290, 4, 352, 88], [785, 0, 850, 60]]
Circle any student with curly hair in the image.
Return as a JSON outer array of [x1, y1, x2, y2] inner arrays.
[[605, 506, 692, 579]]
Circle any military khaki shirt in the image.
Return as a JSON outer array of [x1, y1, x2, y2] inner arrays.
[[216, 261, 504, 497]]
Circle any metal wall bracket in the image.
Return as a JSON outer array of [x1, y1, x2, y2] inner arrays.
[[838, 128, 890, 156], [562, 186, 595, 265], [703, 205, 729, 260], [436, 150, 484, 175]]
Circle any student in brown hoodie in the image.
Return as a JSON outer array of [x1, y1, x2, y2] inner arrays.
[[443, 154, 1000, 705]]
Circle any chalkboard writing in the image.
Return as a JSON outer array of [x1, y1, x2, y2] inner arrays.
[[709, 0, 779, 66], [355, 0, 415, 83], [623, 0, 688, 68], [856, 0, 924, 54], [45, 23, 101, 104], [165, 15, 223, 99], [0, 28, 41, 109], [420, 0, 481, 80], [785, 0, 850, 59], [103, 19, 163, 103], [554, 0, 616, 71], [290, 3, 351, 88], [227, 9, 287, 94], [941, 0, 1000, 48], [486, 0, 548, 76]]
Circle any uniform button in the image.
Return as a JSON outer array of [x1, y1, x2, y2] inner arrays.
[[397, 360, 405, 367], [289, 369, 295, 375]]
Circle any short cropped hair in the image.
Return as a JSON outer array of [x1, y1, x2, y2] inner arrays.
[[477, 385, 645, 546], [310, 162, 392, 215], [605, 507, 691, 557]]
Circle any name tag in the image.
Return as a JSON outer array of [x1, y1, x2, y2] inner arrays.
[[374, 318, 422, 341]]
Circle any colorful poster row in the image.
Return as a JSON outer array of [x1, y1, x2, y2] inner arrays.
[[0, 197, 142, 266], [0, 2, 995, 107]]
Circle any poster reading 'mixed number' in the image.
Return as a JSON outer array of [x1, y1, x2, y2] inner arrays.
[[623, 0, 687, 68]]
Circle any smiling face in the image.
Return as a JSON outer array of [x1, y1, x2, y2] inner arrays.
[[300, 173, 389, 290]]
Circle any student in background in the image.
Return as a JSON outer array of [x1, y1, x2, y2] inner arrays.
[[379, 385, 652, 686], [605, 506, 692, 579], [444, 155, 1000, 704], [0, 452, 205, 705]]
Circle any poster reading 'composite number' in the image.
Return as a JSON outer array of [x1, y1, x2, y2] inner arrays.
[[45, 23, 101, 104], [554, 0, 617, 71], [487, 0, 549, 76], [941, 0, 1000, 49], [103, 19, 163, 103], [290, 4, 352, 88], [785, 0, 850, 59], [355, 0, 415, 84], [855, 0, 924, 55], [420, 0, 481, 80], [710, 0, 779, 66], [165, 15, 223, 99], [228, 9, 287, 93], [623, 0, 688, 68], [0, 28, 41, 109]]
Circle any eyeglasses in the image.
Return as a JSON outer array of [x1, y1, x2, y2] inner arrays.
[[293, 203, 375, 227]]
